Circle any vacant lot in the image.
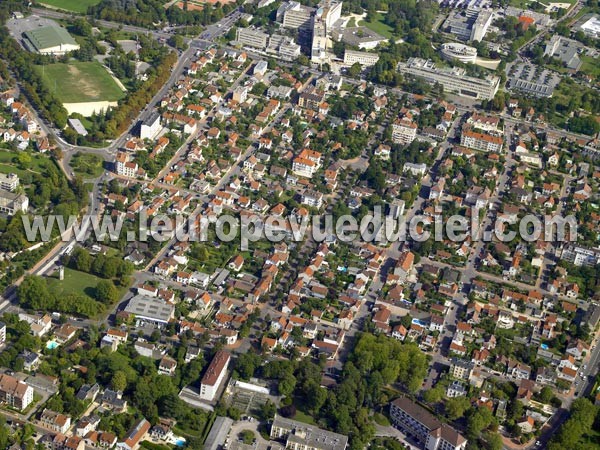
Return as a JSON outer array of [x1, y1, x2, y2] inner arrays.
[[39, 0, 101, 13], [35, 61, 125, 104]]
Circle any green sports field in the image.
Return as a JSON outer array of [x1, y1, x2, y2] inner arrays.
[[35, 61, 126, 104], [39, 0, 101, 13]]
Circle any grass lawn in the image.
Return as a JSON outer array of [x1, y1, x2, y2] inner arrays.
[[47, 268, 102, 300], [580, 55, 600, 79], [35, 61, 126, 103], [292, 410, 317, 425], [71, 152, 104, 178], [38, 0, 101, 13], [359, 12, 395, 39], [0, 149, 52, 178], [372, 412, 390, 426]]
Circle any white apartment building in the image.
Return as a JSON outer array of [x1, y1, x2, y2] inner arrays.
[[460, 130, 503, 153], [0, 173, 19, 191], [344, 49, 380, 67], [199, 350, 230, 401], [398, 58, 500, 100], [392, 118, 417, 145], [390, 397, 468, 450], [0, 374, 33, 410], [466, 113, 501, 133], [139, 112, 161, 140], [561, 245, 600, 267], [301, 189, 324, 208]]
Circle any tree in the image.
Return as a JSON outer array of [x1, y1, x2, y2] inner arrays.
[[538, 386, 553, 404], [484, 431, 503, 450], [95, 280, 118, 304], [445, 396, 471, 420], [348, 62, 362, 77], [111, 370, 127, 392], [422, 385, 444, 404], [259, 400, 276, 421]]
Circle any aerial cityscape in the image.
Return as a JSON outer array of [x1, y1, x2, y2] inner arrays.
[[0, 0, 598, 449]]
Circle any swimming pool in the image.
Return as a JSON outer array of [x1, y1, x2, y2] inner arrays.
[[46, 340, 59, 350], [174, 438, 186, 447]]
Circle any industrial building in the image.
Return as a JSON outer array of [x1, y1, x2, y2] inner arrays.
[[23, 25, 80, 55], [397, 58, 500, 100]]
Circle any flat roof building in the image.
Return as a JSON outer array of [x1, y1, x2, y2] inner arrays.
[[0, 173, 19, 192], [344, 49, 380, 67], [271, 414, 348, 450], [0, 189, 28, 215], [398, 57, 500, 100], [123, 295, 174, 327], [23, 25, 80, 55]]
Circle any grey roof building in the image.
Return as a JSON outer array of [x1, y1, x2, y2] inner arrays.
[[270, 414, 348, 450], [124, 295, 174, 326]]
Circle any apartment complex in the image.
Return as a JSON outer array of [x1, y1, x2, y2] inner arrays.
[[270, 414, 348, 450], [200, 350, 230, 401], [561, 245, 600, 267], [460, 130, 503, 153], [398, 58, 500, 100], [0, 374, 34, 410], [343, 49, 380, 67], [392, 118, 418, 145], [450, 358, 474, 380], [115, 152, 139, 178], [390, 397, 468, 450]]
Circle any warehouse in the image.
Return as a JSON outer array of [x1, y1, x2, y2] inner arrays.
[[23, 25, 80, 55]]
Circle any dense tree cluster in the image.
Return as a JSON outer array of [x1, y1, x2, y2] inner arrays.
[[89, 0, 240, 28], [236, 333, 428, 449], [548, 398, 599, 450]]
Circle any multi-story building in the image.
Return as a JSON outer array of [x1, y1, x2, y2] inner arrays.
[[561, 245, 600, 267], [301, 189, 324, 208], [298, 87, 326, 111], [471, 10, 493, 41], [343, 49, 380, 67], [40, 409, 71, 434], [398, 58, 500, 100], [139, 112, 161, 140], [115, 152, 139, 178], [270, 414, 348, 450], [390, 397, 468, 450], [450, 358, 474, 380], [0, 321, 5, 345], [277, 1, 315, 30], [0, 189, 28, 215], [460, 130, 503, 153], [292, 149, 322, 178], [0, 374, 33, 410], [392, 118, 418, 145], [0, 173, 19, 191], [200, 350, 230, 401], [466, 113, 500, 133], [236, 27, 269, 49]]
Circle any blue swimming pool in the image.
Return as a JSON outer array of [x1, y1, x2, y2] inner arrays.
[[174, 438, 186, 447], [46, 340, 59, 350]]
